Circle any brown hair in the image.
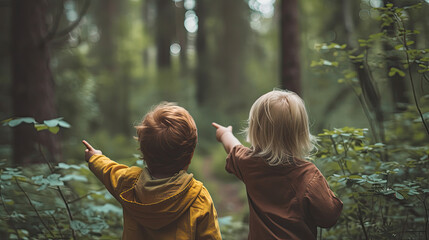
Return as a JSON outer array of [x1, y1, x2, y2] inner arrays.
[[136, 102, 197, 175]]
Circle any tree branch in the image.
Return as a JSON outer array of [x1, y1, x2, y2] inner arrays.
[[43, 0, 65, 43], [0, 186, 20, 238], [393, 12, 429, 136], [55, 0, 91, 39], [67, 187, 104, 204], [357, 203, 369, 240], [37, 137, 76, 240], [15, 178, 55, 238]]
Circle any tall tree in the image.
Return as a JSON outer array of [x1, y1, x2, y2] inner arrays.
[[280, 0, 301, 95], [11, 0, 59, 164], [342, 0, 384, 143], [174, 0, 188, 73], [155, 0, 175, 68], [195, 0, 209, 105], [92, 0, 132, 136], [215, 0, 249, 112], [383, 0, 408, 112]]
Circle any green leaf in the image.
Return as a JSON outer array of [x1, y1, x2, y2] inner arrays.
[[70, 220, 87, 232], [395, 191, 404, 200], [394, 44, 404, 50], [58, 120, 71, 128], [4, 199, 14, 205], [1, 174, 12, 180], [34, 124, 48, 131], [60, 174, 88, 182], [46, 173, 64, 186], [388, 67, 405, 77], [406, 40, 415, 46], [31, 174, 64, 190], [44, 118, 63, 127], [1, 118, 13, 126], [57, 163, 82, 170], [348, 175, 363, 179], [48, 126, 60, 134], [8, 117, 36, 127]]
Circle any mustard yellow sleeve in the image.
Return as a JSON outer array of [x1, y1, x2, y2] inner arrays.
[[196, 187, 222, 240], [88, 154, 130, 199]]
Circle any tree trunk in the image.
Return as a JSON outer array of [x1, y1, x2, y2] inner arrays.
[[93, 0, 132, 136], [196, 0, 208, 105], [156, 0, 174, 68], [280, 0, 301, 95], [215, 0, 249, 112], [175, 1, 188, 73], [11, 0, 60, 164], [342, 0, 384, 144], [383, 0, 409, 112]]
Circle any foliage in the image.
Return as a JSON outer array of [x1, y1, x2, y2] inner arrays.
[[308, 3, 429, 239], [316, 126, 428, 239], [311, 2, 429, 141], [0, 118, 123, 239]]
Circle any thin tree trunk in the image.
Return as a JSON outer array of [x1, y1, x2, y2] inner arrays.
[[175, 1, 188, 73], [196, 0, 208, 105], [156, 0, 174, 68], [94, 0, 131, 136], [280, 0, 301, 95], [342, 0, 384, 144], [11, 0, 60, 164], [383, 0, 408, 112], [217, 0, 248, 111]]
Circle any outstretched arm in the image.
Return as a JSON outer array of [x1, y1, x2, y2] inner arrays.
[[82, 140, 129, 200], [212, 122, 241, 153]]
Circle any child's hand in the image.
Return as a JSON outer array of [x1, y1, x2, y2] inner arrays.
[[82, 140, 102, 162], [211, 122, 233, 142], [212, 122, 241, 153]]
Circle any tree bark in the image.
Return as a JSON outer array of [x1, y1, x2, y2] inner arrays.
[[11, 0, 60, 164], [196, 0, 208, 105], [280, 0, 301, 95], [93, 0, 132, 136], [175, 1, 188, 73], [383, 0, 409, 112], [216, 0, 249, 111], [156, 0, 175, 68]]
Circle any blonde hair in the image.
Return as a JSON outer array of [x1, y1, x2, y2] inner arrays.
[[246, 90, 316, 166], [135, 102, 197, 175]]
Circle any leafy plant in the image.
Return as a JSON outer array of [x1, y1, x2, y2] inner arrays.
[[316, 127, 428, 239], [0, 117, 123, 239]]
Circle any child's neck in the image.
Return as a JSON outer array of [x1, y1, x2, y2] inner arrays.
[[150, 172, 175, 179], [148, 165, 189, 179]]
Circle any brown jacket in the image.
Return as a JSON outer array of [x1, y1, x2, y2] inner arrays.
[[226, 145, 343, 240]]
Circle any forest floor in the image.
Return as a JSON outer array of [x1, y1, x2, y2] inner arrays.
[[201, 156, 246, 217]]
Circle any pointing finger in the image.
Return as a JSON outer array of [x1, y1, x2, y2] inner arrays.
[[82, 140, 94, 150], [212, 122, 221, 129]]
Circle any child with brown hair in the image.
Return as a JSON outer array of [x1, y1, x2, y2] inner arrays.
[[83, 102, 221, 240], [212, 90, 342, 240]]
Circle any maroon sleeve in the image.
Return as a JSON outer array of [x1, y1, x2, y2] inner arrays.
[[304, 170, 343, 228], [225, 145, 248, 181]]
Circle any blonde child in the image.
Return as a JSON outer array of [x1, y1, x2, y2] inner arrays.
[[212, 90, 342, 240], [83, 102, 221, 240]]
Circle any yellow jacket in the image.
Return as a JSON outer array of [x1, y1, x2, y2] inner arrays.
[[88, 155, 222, 240]]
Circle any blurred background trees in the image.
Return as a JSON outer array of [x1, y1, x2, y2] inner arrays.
[[0, 0, 428, 239]]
